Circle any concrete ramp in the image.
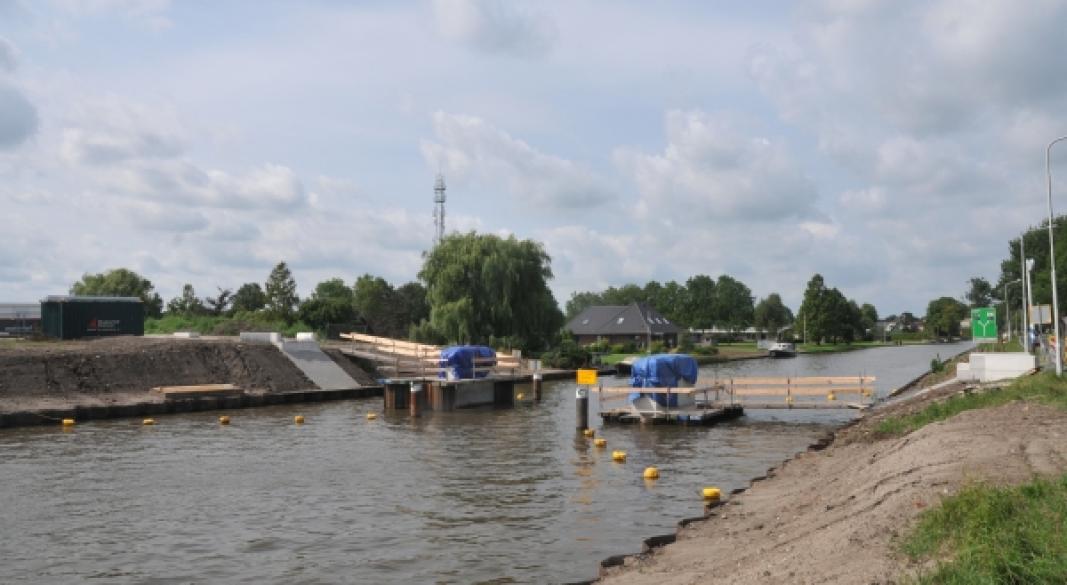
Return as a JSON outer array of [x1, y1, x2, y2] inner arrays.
[[276, 340, 361, 390]]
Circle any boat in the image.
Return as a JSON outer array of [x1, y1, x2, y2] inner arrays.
[[768, 342, 797, 358]]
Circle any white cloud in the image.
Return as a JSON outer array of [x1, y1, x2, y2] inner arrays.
[[432, 0, 556, 57], [421, 111, 614, 210], [107, 160, 308, 210], [617, 110, 820, 222]]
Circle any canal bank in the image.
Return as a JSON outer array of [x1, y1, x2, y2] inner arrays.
[[588, 344, 1067, 585]]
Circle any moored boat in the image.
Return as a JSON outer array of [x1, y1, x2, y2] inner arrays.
[[768, 342, 797, 358]]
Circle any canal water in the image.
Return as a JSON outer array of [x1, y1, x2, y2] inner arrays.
[[0, 342, 970, 584]]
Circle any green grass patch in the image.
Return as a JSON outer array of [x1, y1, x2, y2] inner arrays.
[[975, 339, 1024, 353], [875, 373, 1067, 437], [902, 473, 1067, 583], [145, 312, 314, 338]]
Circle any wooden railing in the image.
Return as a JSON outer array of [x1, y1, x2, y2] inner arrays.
[[593, 375, 877, 413], [338, 332, 524, 378]]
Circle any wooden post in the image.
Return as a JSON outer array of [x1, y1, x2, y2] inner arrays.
[[576, 387, 589, 430], [409, 382, 422, 418], [533, 372, 543, 401]]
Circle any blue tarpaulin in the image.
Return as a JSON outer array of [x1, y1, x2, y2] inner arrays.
[[629, 354, 699, 407], [439, 345, 497, 379]]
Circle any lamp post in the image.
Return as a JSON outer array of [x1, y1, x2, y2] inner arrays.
[[1021, 233, 1030, 354], [1047, 136, 1067, 375], [1004, 279, 1021, 343]]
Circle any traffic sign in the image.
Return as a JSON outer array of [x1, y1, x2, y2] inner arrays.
[[971, 307, 997, 341]]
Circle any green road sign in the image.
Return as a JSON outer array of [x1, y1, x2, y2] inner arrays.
[[972, 307, 997, 341]]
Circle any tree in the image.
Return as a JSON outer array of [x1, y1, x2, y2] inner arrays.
[[796, 274, 830, 344], [353, 274, 398, 336], [860, 303, 878, 340], [394, 281, 430, 329], [70, 268, 164, 317], [711, 275, 754, 331], [565, 291, 604, 320], [205, 287, 233, 316], [683, 274, 716, 329], [926, 296, 969, 338], [298, 277, 357, 330], [166, 283, 207, 316], [753, 293, 794, 338], [965, 277, 994, 308], [264, 262, 299, 323], [419, 231, 563, 351], [231, 282, 267, 314]]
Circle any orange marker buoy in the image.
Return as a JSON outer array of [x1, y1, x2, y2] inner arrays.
[[219, 416, 231, 425]]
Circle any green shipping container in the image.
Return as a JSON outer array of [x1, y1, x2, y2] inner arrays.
[[41, 296, 145, 340]]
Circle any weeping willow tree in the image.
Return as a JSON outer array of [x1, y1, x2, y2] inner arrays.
[[418, 232, 563, 351]]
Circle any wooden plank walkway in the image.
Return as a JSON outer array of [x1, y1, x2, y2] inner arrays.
[[152, 384, 244, 400]]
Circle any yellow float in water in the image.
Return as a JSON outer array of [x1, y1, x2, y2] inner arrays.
[[583, 428, 595, 438], [702, 487, 722, 501], [61, 418, 75, 427], [826, 391, 836, 401], [593, 438, 607, 448], [643, 466, 660, 479], [611, 450, 627, 462], [294, 415, 305, 424], [218, 416, 231, 425], [142, 419, 156, 426], [516, 392, 525, 400], [366, 412, 378, 420]]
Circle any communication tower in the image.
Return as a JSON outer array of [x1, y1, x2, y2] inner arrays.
[[433, 174, 446, 245]]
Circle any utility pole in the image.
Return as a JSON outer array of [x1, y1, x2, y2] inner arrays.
[[1022, 234, 1030, 354]]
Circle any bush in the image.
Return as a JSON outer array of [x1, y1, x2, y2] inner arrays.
[[678, 335, 694, 352], [649, 341, 666, 354], [542, 339, 591, 369], [689, 345, 718, 356], [930, 356, 944, 373]]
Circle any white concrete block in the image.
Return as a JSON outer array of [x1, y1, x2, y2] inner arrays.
[[240, 331, 281, 345], [967, 352, 1035, 382], [172, 331, 200, 339], [295, 332, 316, 341]]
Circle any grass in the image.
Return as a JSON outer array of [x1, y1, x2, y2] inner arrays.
[[875, 373, 1067, 438], [975, 339, 1024, 353], [144, 313, 314, 338], [902, 473, 1067, 583]]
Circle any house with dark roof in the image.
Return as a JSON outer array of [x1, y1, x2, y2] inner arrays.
[[565, 303, 681, 348]]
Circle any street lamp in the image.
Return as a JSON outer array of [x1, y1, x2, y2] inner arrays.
[[1004, 279, 1021, 343], [1046, 135, 1067, 375]]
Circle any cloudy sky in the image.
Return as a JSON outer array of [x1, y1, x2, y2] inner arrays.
[[2, 0, 1067, 316]]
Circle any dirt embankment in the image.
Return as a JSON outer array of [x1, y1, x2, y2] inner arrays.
[[598, 382, 1067, 584], [0, 337, 362, 413]]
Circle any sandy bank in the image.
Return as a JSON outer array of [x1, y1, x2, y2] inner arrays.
[[597, 380, 1067, 584]]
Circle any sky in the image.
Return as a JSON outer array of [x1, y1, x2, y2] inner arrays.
[[3, 0, 1067, 316]]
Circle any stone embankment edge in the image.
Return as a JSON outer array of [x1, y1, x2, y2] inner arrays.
[[569, 348, 972, 584], [0, 387, 383, 429]]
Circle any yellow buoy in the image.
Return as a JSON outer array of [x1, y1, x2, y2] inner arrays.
[[826, 391, 836, 401], [611, 450, 627, 462], [785, 395, 795, 405], [142, 418, 156, 426], [61, 418, 75, 427], [219, 416, 231, 425], [294, 415, 305, 424], [593, 438, 607, 448], [583, 428, 595, 438], [366, 412, 378, 420], [702, 487, 722, 501], [643, 466, 660, 480], [516, 392, 525, 400]]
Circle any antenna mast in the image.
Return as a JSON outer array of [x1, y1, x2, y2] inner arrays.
[[433, 174, 446, 245]]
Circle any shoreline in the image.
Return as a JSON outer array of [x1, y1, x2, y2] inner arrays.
[[585, 351, 1061, 584]]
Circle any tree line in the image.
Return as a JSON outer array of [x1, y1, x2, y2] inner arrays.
[[68, 231, 564, 351]]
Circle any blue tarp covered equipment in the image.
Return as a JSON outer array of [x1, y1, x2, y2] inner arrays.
[[439, 345, 497, 379], [629, 354, 699, 407]]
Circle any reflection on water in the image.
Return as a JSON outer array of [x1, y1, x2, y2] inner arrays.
[[0, 342, 969, 583]]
